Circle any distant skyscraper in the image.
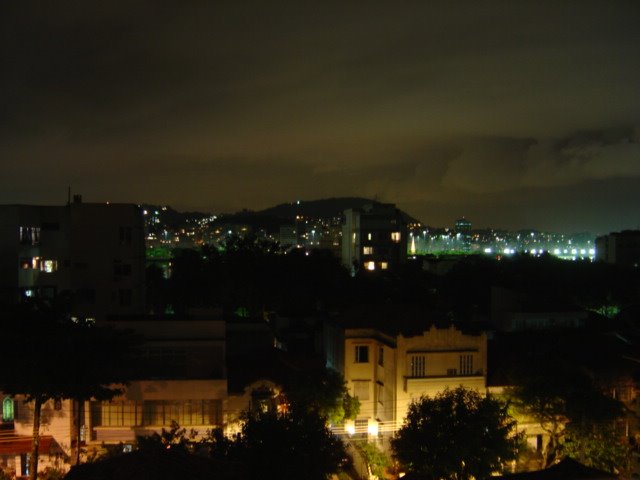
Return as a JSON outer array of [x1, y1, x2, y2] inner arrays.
[[455, 217, 472, 233], [454, 217, 472, 251]]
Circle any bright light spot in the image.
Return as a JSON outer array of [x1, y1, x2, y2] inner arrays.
[[345, 424, 355, 435], [553, 248, 561, 255], [589, 248, 595, 255], [580, 249, 586, 255], [571, 249, 578, 255], [484, 248, 492, 254], [367, 422, 379, 436], [503, 248, 510, 254], [365, 261, 376, 271], [531, 249, 537, 255], [143, 210, 148, 215]]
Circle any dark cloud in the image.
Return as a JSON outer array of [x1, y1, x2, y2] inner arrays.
[[1, 1, 640, 232]]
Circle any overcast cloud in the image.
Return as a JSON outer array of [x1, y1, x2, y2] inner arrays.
[[1, 1, 639, 233]]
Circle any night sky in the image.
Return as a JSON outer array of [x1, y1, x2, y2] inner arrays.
[[2, 1, 639, 234]]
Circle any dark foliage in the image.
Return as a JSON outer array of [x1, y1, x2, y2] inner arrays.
[[392, 387, 520, 480]]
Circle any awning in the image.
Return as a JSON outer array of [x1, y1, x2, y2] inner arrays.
[[0, 434, 58, 456]]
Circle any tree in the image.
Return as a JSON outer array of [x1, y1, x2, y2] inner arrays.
[[283, 367, 359, 424], [0, 301, 138, 478], [0, 302, 71, 480], [562, 423, 631, 475], [353, 440, 390, 479], [234, 409, 346, 480], [61, 320, 140, 465], [392, 387, 521, 480], [506, 358, 624, 469]]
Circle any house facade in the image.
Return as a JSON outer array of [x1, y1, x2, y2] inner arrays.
[[344, 323, 488, 438]]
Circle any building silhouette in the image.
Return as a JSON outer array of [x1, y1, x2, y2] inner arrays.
[[341, 203, 408, 273], [0, 196, 145, 320]]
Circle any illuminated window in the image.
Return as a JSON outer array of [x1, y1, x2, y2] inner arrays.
[[2, 397, 14, 422], [353, 380, 370, 401], [459, 354, 473, 375], [363, 246, 373, 255], [391, 232, 401, 242], [20, 257, 40, 269], [380, 262, 388, 270], [19, 227, 40, 245], [409, 355, 426, 377], [355, 345, 369, 363], [365, 261, 375, 271], [41, 260, 58, 273], [367, 233, 372, 241]]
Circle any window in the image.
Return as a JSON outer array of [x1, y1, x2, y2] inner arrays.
[[118, 289, 132, 306], [41, 259, 58, 273], [141, 400, 221, 427], [391, 232, 401, 242], [20, 257, 40, 269], [41, 222, 59, 231], [114, 263, 132, 276], [378, 346, 384, 366], [91, 401, 133, 427], [363, 246, 373, 255], [409, 355, 426, 377], [19, 227, 40, 245], [367, 233, 372, 241], [119, 226, 132, 245], [77, 289, 96, 304], [380, 262, 389, 270], [355, 345, 369, 363], [459, 354, 473, 375], [365, 261, 375, 271], [353, 381, 370, 401], [2, 397, 14, 422]]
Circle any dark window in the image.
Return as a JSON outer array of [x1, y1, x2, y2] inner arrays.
[[355, 345, 369, 363], [41, 222, 60, 231], [119, 227, 132, 245], [378, 346, 384, 366], [118, 289, 132, 306], [76, 289, 96, 304], [114, 263, 132, 276]]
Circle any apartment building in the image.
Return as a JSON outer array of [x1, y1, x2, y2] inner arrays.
[[341, 203, 408, 273], [342, 308, 487, 437], [0, 197, 145, 320]]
